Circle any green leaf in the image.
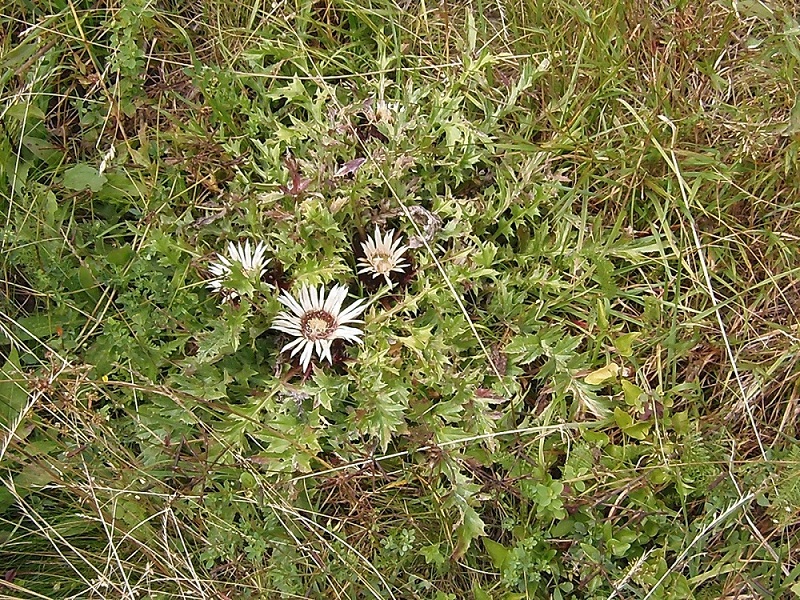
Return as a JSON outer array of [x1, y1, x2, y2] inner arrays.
[[397, 324, 435, 354], [584, 362, 619, 385], [0, 487, 14, 513], [193, 310, 249, 364], [504, 334, 542, 364], [580, 542, 601, 563], [466, 9, 477, 54], [78, 265, 101, 302], [613, 332, 640, 357], [622, 421, 651, 440], [265, 75, 307, 101], [63, 163, 107, 192], [482, 538, 509, 569], [351, 370, 408, 452], [789, 93, 800, 134], [239, 472, 257, 489], [0, 349, 28, 429], [453, 505, 485, 560], [649, 468, 671, 485], [608, 538, 630, 557], [582, 430, 609, 446], [42, 190, 58, 226], [614, 406, 633, 429], [615, 407, 651, 440], [309, 369, 350, 411], [472, 586, 492, 600], [24, 135, 63, 163], [1, 40, 38, 69], [506, 328, 579, 367], [420, 543, 446, 568], [621, 379, 645, 406], [5, 103, 46, 122], [671, 410, 690, 435], [735, 0, 777, 19], [106, 245, 134, 266], [14, 463, 53, 496]]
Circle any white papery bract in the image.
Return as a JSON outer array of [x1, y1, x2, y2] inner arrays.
[[357, 226, 409, 286], [271, 284, 368, 371], [206, 240, 269, 300]]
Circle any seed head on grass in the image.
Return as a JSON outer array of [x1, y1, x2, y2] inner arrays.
[[271, 284, 368, 371]]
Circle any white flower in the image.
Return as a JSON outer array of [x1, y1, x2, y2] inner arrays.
[[357, 226, 409, 286], [271, 284, 368, 371], [98, 145, 115, 174], [206, 240, 269, 300], [374, 99, 399, 124]]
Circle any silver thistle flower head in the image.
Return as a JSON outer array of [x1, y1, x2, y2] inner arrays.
[[357, 226, 409, 286], [374, 99, 399, 124], [206, 240, 270, 300], [271, 284, 368, 371]]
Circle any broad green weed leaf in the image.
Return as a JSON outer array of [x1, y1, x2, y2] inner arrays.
[[608, 538, 631, 557], [42, 190, 58, 226], [63, 163, 107, 192], [614, 332, 640, 357], [24, 136, 62, 163], [614, 406, 633, 429], [78, 265, 100, 301], [623, 422, 652, 440], [106, 245, 134, 266], [735, 0, 777, 19], [14, 463, 52, 497], [584, 362, 619, 385], [1, 40, 38, 69], [453, 505, 485, 560], [0, 488, 13, 514], [671, 410, 690, 434], [472, 586, 491, 600], [483, 537, 509, 569], [614, 407, 651, 439], [621, 379, 645, 406], [5, 103, 46, 122]]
